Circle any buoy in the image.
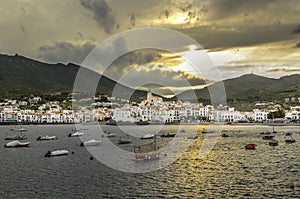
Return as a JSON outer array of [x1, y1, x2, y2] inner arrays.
[[290, 182, 295, 189], [71, 151, 75, 154], [90, 156, 94, 160]]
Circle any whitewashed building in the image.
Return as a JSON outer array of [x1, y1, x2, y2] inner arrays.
[[254, 109, 268, 122]]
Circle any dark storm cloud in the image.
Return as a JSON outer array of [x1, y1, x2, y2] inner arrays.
[[104, 50, 162, 79], [37, 41, 96, 64], [79, 0, 115, 34], [179, 23, 296, 49], [208, 0, 277, 20]]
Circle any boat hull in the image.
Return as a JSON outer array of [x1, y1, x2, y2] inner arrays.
[[4, 141, 30, 148], [45, 150, 69, 157]]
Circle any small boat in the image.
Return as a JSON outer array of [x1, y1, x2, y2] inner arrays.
[[133, 137, 159, 161], [140, 134, 155, 139], [135, 120, 150, 125], [245, 144, 256, 150], [222, 133, 229, 137], [285, 138, 296, 144], [106, 120, 117, 125], [45, 150, 69, 157], [262, 135, 274, 140], [16, 128, 27, 132], [202, 129, 215, 134], [5, 134, 27, 140], [285, 132, 292, 136], [105, 133, 116, 138], [260, 131, 271, 135], [118, 138, 133, 144], [133, 152, 159, 161], [4, 140, 31, 148], [80, 139, 102, 147], [37, 135, 58, 141], [160, 133, 176, 138], [68, 131, 84, 137], [187, 134, 198, 139], [269, 139, 278, 146]]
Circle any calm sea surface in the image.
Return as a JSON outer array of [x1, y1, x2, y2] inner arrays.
[[0, 124, 299, 198]]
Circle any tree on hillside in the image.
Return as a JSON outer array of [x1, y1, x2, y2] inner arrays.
[[267, 108, 285, 119]]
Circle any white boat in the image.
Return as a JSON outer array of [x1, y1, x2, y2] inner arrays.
[[45, 150, 69, 157], [105, 133, 116, 138], [16, 127, 27, 132], [118, 138, 133, 144], [202, 129, 215, 134], [68, 131, 84, 137], [37, 135, 58, 141], [80, 139, 102, 147], [187, 134, 198, 139], [140, 134, 155, 139], [5, 134, 27, 140], [4, 140, 31, 148]]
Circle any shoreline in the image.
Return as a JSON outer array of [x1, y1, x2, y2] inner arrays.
[[0, 122, 300, 126]]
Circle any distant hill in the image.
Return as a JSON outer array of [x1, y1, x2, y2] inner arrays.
[[0, 53, 148, 101], [2, 53, 300, 108], [176, 73, 300, 108]]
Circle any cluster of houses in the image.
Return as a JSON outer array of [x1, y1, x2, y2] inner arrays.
[[1, 91, 300, 124]]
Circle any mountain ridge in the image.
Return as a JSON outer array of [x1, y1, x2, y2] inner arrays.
[[0, 53, 148, 101]]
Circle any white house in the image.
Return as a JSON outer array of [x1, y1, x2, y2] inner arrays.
[[254, 109, 268, 122]]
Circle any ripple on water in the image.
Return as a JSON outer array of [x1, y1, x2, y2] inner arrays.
[[1, 124, 300, 198]]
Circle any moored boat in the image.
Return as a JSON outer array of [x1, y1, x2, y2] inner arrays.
[[80, 139, 102, 147], [285, 132, 292, 136], [269, 139, 278, 146], [133, 136, 159, 161], [133, 152, 159, 161], [285, 138, 296, 144], [245, 144, 256, 150], [118, 138, 133, 144], [37, 135, 58, 141], [202, 129, 215, 134], [222, 133, 229, 137], [187, 134, 198, 139], [5, 134, 27, 140], [68, 131, 84, 137], [106, 120, 117, 125], [135, 120, 150, 125], [4, 140, 31, 148], [160, 133, 176, 138], [105, 133, 116, 138], [140, 134, 155, 139], [260, 131, 271, 135], [16, 127, 27, 132], [262, 135, 274, 140], [45, 150, 69, 157]]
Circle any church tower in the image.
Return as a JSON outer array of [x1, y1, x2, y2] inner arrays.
[[147, 89, 152, 101]]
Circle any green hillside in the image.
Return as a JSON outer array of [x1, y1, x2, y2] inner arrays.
[[0, 54, 147, 101], [176, 73, 300, 110]]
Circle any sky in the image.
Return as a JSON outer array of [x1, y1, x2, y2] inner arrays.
[[1, 0, 300, 96]]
